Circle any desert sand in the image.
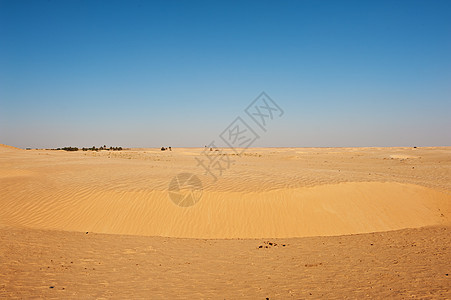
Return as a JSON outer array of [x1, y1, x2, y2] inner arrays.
[[0, 144, 450, 298]]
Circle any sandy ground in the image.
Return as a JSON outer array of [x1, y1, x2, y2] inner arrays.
[[0, 144, 450, 298]]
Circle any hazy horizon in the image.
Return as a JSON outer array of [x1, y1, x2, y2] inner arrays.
[[1, 0, 450, 149]]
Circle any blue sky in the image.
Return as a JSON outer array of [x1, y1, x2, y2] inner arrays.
[[1, 0, 450, 148]]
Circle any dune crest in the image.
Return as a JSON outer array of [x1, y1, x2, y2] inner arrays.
[[0, 143, 21, 151], [1, 147, 450, 239], [0, 181, 449, 238]]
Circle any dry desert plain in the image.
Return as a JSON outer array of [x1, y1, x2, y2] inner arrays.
[[0, 144, 450, 298]]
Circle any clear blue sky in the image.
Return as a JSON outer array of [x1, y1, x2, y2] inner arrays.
[[1, 0, 450, 148]]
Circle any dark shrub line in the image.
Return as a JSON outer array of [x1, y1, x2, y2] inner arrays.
[[52, 146, 123, 152]]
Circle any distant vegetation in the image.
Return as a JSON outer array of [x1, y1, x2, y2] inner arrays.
[[61, 147, 79, 151], [82, 146, 123, 151], [52, 145, 123, 152]]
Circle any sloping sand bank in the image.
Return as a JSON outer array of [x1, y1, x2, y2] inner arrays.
[[0, 143, 21, 151], [0, 181, 449, 238]]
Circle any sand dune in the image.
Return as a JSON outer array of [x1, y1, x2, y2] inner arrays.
[[1, 145, 450, 298], [0, 181, 449, 238], [0, 146, 450, 238], [0, 143, 21, 151]]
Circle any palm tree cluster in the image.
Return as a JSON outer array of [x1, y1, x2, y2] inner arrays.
[[52, 145, 123, 152], [81, 145, 123, 151], [59, 147, 79, 151]]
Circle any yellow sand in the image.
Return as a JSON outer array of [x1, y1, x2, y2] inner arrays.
[[0, 145, 449, 238], [1, 145, 450, 297]]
